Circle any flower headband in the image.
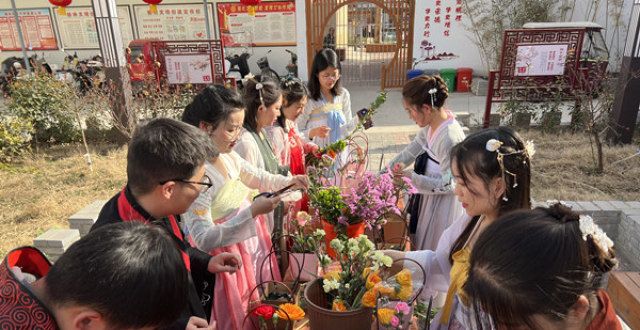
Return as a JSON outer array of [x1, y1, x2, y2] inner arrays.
[[485, 138, 535, 199]]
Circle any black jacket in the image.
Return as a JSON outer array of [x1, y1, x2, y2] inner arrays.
[[92, 186, 214, 329]]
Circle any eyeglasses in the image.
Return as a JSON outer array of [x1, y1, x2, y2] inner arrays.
[[159, 174, 213, 193], [320, 73, 341, 81]]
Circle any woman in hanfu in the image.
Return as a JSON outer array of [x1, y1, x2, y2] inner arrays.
[[296, 49, 355, 152], [181, 85, 307, 330], [265, 78, 317, 213], [386, 127, 533, 329], [387, 75, 465, 251]]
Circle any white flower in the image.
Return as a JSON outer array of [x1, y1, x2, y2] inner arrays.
[[313, 229, 326, 238], [255, 82, 264, 90], [486, 139, 503, 152], [525, 140, 536, 158], [428, 88, 437, 95], [579, 215, 614, 252], [330, 239, 344, 253], [319, 254, 332, 267], [245, 73, 255, 80], [323, 279, 341, 292]]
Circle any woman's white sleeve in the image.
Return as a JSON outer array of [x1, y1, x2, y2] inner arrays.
[[235, 153, 292, 192], [387, 129, 427, 170], [182, 186, 257, 252]]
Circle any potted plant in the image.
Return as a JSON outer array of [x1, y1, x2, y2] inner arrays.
[[245, 302, 306, 330], [285, 211, 325, 282], [304, 235, 393, 329]]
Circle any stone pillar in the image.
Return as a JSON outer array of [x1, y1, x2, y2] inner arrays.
[[92, 0, 134, 136]]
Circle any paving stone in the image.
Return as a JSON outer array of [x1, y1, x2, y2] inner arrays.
[[68, 200, 105, 236], [33, 229, 80, 249], [625, 201, 640, 209], [561, 201, 583, 211], [610, 201, 632, 210], [576, 201, 600, 212]]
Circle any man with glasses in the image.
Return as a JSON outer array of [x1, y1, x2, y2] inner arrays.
[[92, 118, 240, 329]]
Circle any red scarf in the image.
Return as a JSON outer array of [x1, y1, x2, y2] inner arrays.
[[116, 188, 191, 271], [586, 290, 622, 330]]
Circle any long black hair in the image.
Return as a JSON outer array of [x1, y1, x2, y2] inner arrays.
[[243, 79, 282, 132], [308, 48, 342, 101], [448, 126, 532, 264], [181, 85, 244, 129], [277, 78, 308, 128]]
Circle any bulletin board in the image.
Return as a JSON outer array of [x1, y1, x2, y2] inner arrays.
[[133, 3, 215, 41], [0, 8, 57, 51], [55, 6, 134, 49], [217, 1, 296, 47]]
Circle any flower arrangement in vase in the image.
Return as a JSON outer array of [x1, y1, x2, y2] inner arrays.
[[247, 302, 305, 330], [284, 211, 326, 282]]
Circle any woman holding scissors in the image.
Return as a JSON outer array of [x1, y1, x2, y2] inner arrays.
[[181, 85, 307, 330]]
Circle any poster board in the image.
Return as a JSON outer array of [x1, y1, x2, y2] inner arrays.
[[133, 3, 214, 40], [514, 44, 568, 76], [164, 54, 213, 84], [55, 6, 134, 50], [217, 1, 296, 47], [0, 8, 57, 51]]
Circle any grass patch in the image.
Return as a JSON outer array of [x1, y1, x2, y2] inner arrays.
[[0, 130, 638, 256]]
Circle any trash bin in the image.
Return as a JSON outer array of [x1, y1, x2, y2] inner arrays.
[[439, 68, 456, 92], [407, 69, 423, 81], [456, 67, 473, 92]]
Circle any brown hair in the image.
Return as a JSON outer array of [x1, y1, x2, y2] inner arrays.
[[464, 204, 617, 329], [402, 75, 449, 109]]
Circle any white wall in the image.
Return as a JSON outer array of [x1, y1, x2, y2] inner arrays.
[[0, 0, 298, 77]]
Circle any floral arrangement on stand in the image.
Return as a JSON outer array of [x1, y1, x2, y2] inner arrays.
[[283, 210, 328, 282], [248, 302, 306, 330], [319, 235, 393, 311]]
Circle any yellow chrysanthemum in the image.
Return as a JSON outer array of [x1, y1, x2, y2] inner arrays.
[[396, 268, 413, 286], [276, 303, 305, 321], [332, 299, 347, 312], [396, 284, 413, 301], [366, 272, 382, 290], [323, 270, 341, 281], [375, 284, 396, 297], [377, 308, 396, 325], [361, 288, 378, 308]]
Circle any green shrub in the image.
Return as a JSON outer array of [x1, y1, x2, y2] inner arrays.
[[0, 115, 33, 162], [8, 75, 79, 144]]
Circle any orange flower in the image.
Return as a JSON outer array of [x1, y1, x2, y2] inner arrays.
[[327, 149, 337, 159], [396, 284, 413, 301], [366, 272, 382, 290], [361, 288, 378, 308], [332, 299, 347, 312], [375, 283, 396, 297], [323, 270, 340, 281], [276, 303, 305, 321]]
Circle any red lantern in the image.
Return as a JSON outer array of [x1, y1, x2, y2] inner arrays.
[[49, 0, 72, 16], [143, 0, 163, 15], [240, 0, 262, 16]]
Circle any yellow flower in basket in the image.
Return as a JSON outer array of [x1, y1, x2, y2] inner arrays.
[[361, 288, 378, 308], [396, 268, 413, 286], [276, 303, 305, 321], [323, 270, 341, 281], [375, 283, 396, 297], [362, 267, 373, 279], [377, 308, 396, 325], [366, 272, 382, 290], [332, 299, 347, 312], [396, 284, 413, 301]]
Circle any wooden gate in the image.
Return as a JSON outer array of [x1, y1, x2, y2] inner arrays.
[[306, 0, 414, 90]]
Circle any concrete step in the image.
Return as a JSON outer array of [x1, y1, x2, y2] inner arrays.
[[68, 200, 106, 236], [33, 228, 80, 262]]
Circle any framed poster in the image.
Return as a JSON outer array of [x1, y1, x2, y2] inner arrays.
[[133, 3, 214, 41], [514, 44, 569, 76], [55, 6, 134, 49], [164, 54, 213, 84], [0, 8, 57, 51], [217, 1, 296, 47]]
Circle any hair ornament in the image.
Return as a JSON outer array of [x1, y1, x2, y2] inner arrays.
[[428, 88, 438, 107], [486, 139, 503, 152], [485, 138, 535, 190], [579, 215, 614, 253]]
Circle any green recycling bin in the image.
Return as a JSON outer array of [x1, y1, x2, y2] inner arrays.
[[439, 68, 457, 92]]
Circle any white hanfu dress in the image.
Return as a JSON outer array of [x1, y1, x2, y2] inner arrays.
[[296, 87, 355, 148], [388, 111, 465, 251]]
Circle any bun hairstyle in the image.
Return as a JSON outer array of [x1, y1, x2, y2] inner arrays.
[[464, 204, 617, 329], [402, 75, 449, 109], [181, 85, 244, 129], [277, 78, 308, 128], [243, 78, 282, 132]]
